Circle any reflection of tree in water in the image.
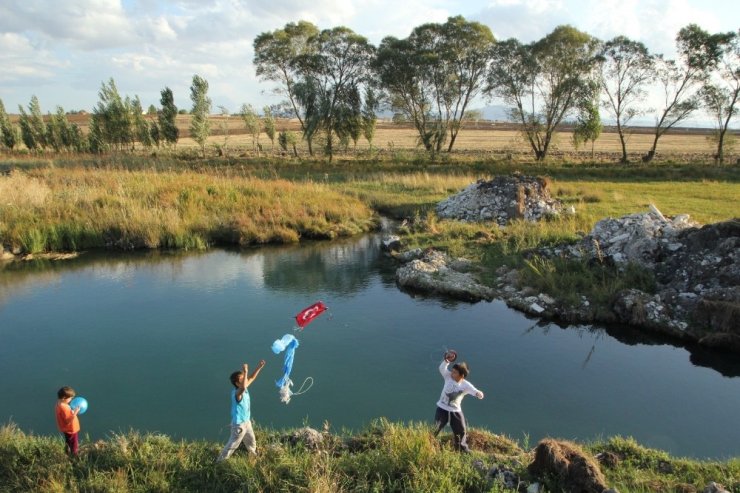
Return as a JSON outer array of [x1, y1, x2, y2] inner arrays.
[[261, 235, 386, 296], [0, 251, 200, 307], [526, 318, 740, 378]]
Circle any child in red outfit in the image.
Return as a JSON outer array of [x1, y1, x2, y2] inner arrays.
[[55, 386, 81, 456]]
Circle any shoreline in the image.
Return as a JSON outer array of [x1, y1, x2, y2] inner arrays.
[[1, 421, 736, 492]]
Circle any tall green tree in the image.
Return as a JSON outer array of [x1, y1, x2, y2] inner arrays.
[[131, 96, 153, 149], [262, 106, 276, 151], [45, 107, 67, 152], [572, 99, 603, 159], [645, 24, 730, 162], [375, 16, 495, 154], [159, 87, 179, 147], [189, 75, 211, 157], [18, 95, 47, 151], [293, 26, 374, 161], [487, 26, 599, 161], [254, 21, 320, 155], [599, 36, 656, 163], [92, 79, 133, 151], [240, 104, 261, 152], [0, 98, 19, 150], [701, 29, 739, 164], [361, 87, 379, 150]]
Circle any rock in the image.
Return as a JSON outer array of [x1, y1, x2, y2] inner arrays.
[[649, 203, 667, 222], [381, 235, 401, 252], [436, 174, 562, 225], [527, 483, 543, 493], [395, 249, 495, 302], [487, 463, 519, 489], [392, 248, 423, 263], [529, 303, 545, 314], [539, 294, 556, 305], [528, 439, 608, 493], [703, 482, 730, 493], [288, 427, 323, 450]]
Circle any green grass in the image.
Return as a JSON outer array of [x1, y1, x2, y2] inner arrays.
[[1, 422, 737, 492], [0, 168, 376, 254]]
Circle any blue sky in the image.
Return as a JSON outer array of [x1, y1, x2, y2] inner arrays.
[[0, 0, 737, 121]]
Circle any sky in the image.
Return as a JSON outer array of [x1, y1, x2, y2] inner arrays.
[[0, 0, 738, 122]]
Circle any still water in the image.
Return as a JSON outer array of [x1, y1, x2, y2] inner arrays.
[[1, 235, 739, 459]]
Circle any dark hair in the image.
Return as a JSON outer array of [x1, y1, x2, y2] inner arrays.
[[452, 362, 469, 379], [57, 386, 75, 399], [229, 371, 244, 387]]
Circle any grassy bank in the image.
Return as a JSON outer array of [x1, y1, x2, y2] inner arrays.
[[1, 156, 737, 322], [0, 168, 375, 254], [1, 421, 737, 492]]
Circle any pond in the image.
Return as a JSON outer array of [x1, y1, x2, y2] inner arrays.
[[1, 234, 739, 459]]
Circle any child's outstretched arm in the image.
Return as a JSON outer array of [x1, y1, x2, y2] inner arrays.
[[245, 360, 266, 388]]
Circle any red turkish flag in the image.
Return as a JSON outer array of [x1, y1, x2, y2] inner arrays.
[[295, 301, 328, 329]]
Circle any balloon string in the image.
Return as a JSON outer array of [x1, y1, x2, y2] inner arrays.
[[292, 377, 314, 396]]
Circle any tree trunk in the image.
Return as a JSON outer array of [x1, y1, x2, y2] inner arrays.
[[617, 125, 629, 163], [447, 129, 458, 153], [716, 130, 725, 165], [643, 133, 659, 163]]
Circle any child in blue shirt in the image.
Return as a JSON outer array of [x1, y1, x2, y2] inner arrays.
[[217, 359, 265, 461]]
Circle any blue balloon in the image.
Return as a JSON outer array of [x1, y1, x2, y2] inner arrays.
[[70, 396, 88, 415]]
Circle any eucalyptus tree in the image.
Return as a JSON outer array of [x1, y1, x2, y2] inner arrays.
[[361, 87, 379, 149], [262, 106, 276, 150], [159, 87, 179, 147], [253, 21, 320, 154], [374, 16, 495, 154], [645, 24, 730, 162], [292, 26, 374, 161], [701, 29, 739, 164], [240, 104, 261, 151], [487, 25, 599, 161], [572, 99, 602, 159], [599, 36, 656, 162], [190, 74, 212, 157]]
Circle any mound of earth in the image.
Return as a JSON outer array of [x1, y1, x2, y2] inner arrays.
[[435, 174, 562, 225]]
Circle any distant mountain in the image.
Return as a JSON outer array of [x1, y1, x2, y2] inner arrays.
[[470, 104, 511, 121]]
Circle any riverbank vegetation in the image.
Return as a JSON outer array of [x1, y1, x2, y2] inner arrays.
[[1, 421, 737, 492], [0, 167, 375, 254]]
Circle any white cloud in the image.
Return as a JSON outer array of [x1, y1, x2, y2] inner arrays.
[[0, 0, 737, 117], [0, 33, 67, 84]]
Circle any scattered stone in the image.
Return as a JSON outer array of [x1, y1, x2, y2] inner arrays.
[[539, 294, 556, 305], [487, 463, 519, 489], [527, 483, 543, 493], [528, 439, 608, 493], [381, 235, 401, 252], [529, 303, 545, 314], [703, 482, 730, 493], [395, 249, 495, 302], [392, 248, 423, 263], [537, 209, 739, 351], [288, 427, 324, 450], [436, 174, 562, 225]]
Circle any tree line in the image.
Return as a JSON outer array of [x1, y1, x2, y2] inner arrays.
[[0, 17, 737, 163]]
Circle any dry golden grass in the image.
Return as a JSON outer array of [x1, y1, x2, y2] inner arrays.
[[0, 168, 376, 254]]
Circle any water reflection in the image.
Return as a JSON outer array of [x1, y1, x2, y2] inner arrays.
[[1, 236, 739, 459]]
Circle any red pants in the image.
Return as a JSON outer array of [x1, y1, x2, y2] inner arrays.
[[63, 432, 79, 456]]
